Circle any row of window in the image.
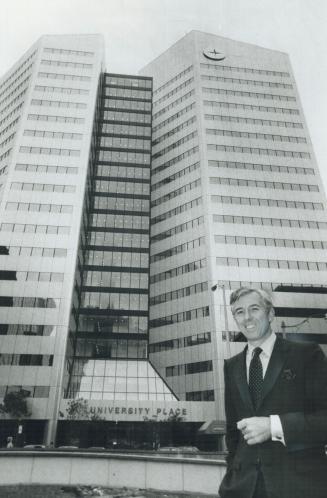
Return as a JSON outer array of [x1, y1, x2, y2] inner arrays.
[[0, 296, 58, 308], [0, 132, 15, 149], [213, 214, 327, 230], [0, 222, 70, 234], [81, 292, 148, 312], [0, 89, 27, 116], [94, 179, 149, 196], [216, 256, 327, 272], [153, 102, 195, 133], [216, 280, 327, 292], [186, 389, 214, 401], [150, 236, 205, 263], [150, 258, 206, 284], [0, 102, 23, 129], [152, 146, 199, 175], [212, 194, 323, 211], [76, 315, 148, 336], [94, 197, 149, 212], [102, 110, 151, 124], [98, 150, 150, 165], [15, 163, 78, 174], [11, 182, 76, 193], [166, 360, 212, 377], [149, 332, 211, 353], [24, 129, 83, 140], [210, 176, 318, 192], [86, 251, 148, 268], [153, 90, 195, 120], [150, 306, 210, 329], [151, 178, 201, 207], [208, 159, 314, 176], [103, 98, 151, 112], [0, 51, 35, 94], [105, 87, 151, 101], [0, 76, 31, 108], [204, 99, 300, 115], [152, 130, 198, 159], [152, 116, 196, 145], [203, 86, 296, 102], [27, 113, 85, 125], [20, 145, 80, 156], [0, 354, 53, 366], [152, 161, 200, 192], [0, 148, 11, 161], [44, 47, 94, 57], [0, 324, 54, 336], [0, 117, 19, 137], [214, 234, 327, 250], [201, 73, 292, 89], [151, 197, 202, 225], [88, 231, 149, 249], [34, 85, 89, 95], [150, 281, 208, 306], [208, 143, 310, 159], [205, 113, 303, 129], [40, 59, 93, 69], [83, 271, 148, 290], [0, 246, 67, 257], [200, 62, 290, 78], [38, 71, 91, 82], [31, 98, 87, 109], [71, 339, 147, 361], [101, 123, 151, 137], [151, 215, 204, 243], [96, 164, 150, 180], [100, 136, 151, 151], [153, 77, 194, 106], [6, 202, 73, 213], [90, 213, 149, 230], [153, 65, 193, 95], [105, 75, 152, 89], [0, 270, 64, 282], [0, 385, 50, 398], [207, 127, 306, 144]]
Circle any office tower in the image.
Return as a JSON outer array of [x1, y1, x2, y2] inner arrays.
[[0, 34, 107, 442], [141, 31, 327, 419]]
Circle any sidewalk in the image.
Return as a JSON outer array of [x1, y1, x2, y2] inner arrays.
[[0, 485, 219, 497]]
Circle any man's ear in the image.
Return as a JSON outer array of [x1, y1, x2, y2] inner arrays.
[[268, 307, 275, 323]]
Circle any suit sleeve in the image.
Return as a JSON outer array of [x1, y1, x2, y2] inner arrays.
[[280, 344, 327, 450], [224, 360, 240, 467]]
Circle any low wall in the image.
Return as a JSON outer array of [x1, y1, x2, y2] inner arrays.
[[0, 450, 227, 495]]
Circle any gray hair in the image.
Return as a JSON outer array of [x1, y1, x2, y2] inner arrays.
[[230, 287, 274, 313]]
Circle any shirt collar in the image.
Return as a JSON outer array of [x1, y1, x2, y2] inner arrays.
[[247, 332, 276, 358]]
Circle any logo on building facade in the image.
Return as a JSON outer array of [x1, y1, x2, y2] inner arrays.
[[203, 48, 226, 61]]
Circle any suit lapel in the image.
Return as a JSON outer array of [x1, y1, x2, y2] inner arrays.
[[258, 337, 289, 409], [233, 347, 254, 413]]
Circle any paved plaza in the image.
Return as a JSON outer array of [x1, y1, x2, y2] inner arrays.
[[0, 486, 219, 498]]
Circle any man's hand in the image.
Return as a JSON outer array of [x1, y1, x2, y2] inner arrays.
[[237, 417, 271, 445]]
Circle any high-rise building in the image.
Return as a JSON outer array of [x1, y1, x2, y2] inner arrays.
[[0, 30, 326, 446], [141, 30, 327, 420]]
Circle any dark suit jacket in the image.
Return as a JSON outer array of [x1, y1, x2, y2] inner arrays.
[[219, 337, 327, 498]]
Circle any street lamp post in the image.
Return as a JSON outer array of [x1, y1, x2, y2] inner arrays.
[[211, 283, 231, 358]]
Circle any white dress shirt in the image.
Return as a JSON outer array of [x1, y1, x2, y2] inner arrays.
[[246, 332, 285, 445]]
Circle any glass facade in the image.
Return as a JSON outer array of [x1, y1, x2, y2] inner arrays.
[[65, 73, 176, 402]]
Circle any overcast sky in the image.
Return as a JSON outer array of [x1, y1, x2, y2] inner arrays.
[[1, 0, 327, 192]]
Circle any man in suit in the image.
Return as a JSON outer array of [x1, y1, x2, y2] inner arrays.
[[219, 286, 327, 498]]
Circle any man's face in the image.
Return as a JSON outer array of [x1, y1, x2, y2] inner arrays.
[[231, 292, 274, 346]]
